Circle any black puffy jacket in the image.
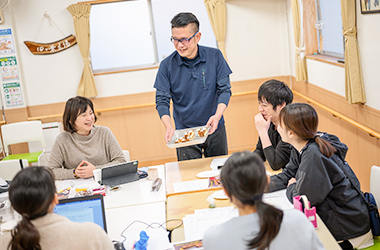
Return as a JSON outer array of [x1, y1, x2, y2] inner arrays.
[[269, 132, 370, 241]]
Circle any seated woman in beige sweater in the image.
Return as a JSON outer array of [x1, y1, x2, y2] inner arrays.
[[48, 96, 126, 180], [0, 167, 114, 250]]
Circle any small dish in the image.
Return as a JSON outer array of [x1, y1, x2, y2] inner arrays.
[[196, 170, 220, 179], [212, 190, 229, 200], [1, 219, 18, 232]]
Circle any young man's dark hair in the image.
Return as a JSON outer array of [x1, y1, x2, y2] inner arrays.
[[171, 12, 199, 32], [258, 79, 293, 110]]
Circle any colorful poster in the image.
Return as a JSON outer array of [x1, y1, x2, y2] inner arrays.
[[3, 82, 23, 107], [0, 29, 15, 54], [0, 56, 19, 81]]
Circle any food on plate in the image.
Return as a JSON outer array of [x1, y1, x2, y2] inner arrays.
[[197, 127, 207, 137], [185, 130, 195, 140], [174, 130, 196, 144]]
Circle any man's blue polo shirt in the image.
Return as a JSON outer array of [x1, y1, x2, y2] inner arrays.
[[154, 45, 232, 130]]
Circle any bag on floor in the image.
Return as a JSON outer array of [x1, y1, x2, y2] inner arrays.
[[364, 192, 380, 236]]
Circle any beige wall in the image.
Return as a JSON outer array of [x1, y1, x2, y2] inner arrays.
[[1, 0, 380, 191], [19, 75, 380, 192], [3, 0, 290, 108]]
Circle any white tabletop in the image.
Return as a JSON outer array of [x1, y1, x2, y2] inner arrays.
[[54, 165, 166, 209], [105, 201, 167, 241], [104, 165, 166, 209], [106, 201, 172, 250]]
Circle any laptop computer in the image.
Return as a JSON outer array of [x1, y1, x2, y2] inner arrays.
[[53, 194, 107, 232], [101, 160, 139, 186]]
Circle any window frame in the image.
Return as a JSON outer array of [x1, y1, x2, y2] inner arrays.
[[84, 0, 218, 75], [302, 0, 344, 66]]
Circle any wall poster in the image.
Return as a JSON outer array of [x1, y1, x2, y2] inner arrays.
[[0, 56, 19, 81], [3, 82, 23, 107], [0, 29, 15, 54]]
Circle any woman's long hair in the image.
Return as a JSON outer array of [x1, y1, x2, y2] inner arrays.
[[221, 151, 283, 250], [8, 167, 56, 250], [279, 103, 336, 157]]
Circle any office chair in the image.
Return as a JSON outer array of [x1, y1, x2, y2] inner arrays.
[[363, 166, 380, 250], [123, 150, 131, 162], [1, 120, 46, 165], [0, 159, 28, 181], [370, 166, 380, 207]]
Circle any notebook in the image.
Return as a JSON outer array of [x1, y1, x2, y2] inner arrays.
[[101, 160, 139, 186], [53, 194, 107, 232]]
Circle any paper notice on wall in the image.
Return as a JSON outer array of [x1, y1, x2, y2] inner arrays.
[[0, 29, 15, 54], [0, 56, 19, 81], [3, 82, 23, 107]]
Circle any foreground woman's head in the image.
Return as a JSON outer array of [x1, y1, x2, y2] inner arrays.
[[220, 152, 283, 250], [8, 167, 57, 250]]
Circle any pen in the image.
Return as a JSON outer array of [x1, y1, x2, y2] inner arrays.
[[152, 178, 162, 192]]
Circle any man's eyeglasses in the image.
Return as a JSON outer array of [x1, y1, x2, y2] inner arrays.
[[170, 31, 199, 45]]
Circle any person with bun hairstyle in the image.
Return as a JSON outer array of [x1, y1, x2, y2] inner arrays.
[[203, 151, 323, 250], [271, 103, 372, 249], [0, 167, 113, 250], [48, 96, 126, 180]]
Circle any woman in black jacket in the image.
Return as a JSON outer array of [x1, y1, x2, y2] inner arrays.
[[271, 103, 372, 250]]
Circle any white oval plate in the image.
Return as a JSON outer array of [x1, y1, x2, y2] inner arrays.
[[1, 219, 18, 232], [212, 190, 229, 200], [196, 170, 220, 179]]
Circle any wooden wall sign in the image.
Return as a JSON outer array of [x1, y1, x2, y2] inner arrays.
[[24, 34, 77, 55]]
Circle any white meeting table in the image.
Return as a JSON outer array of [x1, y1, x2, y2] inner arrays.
[[55, 165, 167, 244]]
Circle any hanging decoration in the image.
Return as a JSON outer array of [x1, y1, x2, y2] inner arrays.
[[23, 12, 77, 55], [24, 34, 76, 55]]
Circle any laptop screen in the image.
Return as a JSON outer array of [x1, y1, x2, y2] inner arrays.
[[53, 194, 107, 232]]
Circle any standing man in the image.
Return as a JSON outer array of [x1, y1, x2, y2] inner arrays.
[[154, 12, 232, 161], [253, 79, 293, 170]]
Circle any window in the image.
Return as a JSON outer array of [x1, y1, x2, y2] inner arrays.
[[315, 0, 344, 57], [89, 0, 217, 74]]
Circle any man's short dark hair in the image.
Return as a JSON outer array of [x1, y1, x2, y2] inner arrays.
[[171, 12, 199, 33], [258, 79, 293, 110], [62, 96, 97, 133]]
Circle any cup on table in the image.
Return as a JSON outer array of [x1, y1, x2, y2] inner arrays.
[[93, 169, 102, 184], [147, 168, 158, 181]]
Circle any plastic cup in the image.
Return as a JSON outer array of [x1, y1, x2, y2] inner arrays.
[[93, 169, 102, 184]]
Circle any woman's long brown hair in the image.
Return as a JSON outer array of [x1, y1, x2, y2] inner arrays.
[[279, 103, 336, 157]]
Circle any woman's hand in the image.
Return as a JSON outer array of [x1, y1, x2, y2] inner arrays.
[[287, 177, 296, 186], [75, 160, 96, 178]]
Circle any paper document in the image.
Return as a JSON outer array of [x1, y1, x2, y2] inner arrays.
[[209, 157, 228, 171], [183, 206, 238, 241], [173, 179, 209, 193], [263, 189, 294, 210]]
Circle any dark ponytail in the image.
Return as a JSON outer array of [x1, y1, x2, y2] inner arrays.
[[221, 151, 283, 250], [9, 214, 41, 250], [315, 136, 336, 158], [279, 103, 336, 157], [7, 167, 56, 250], [248, 201, 283, 250]]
